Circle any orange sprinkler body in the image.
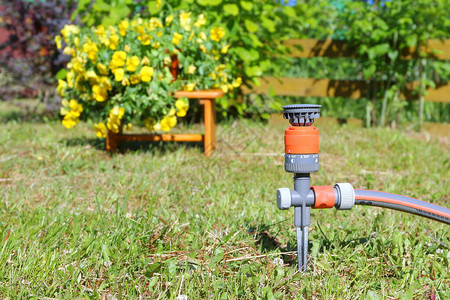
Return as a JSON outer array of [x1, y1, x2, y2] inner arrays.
[[285, 126, 319, 154]]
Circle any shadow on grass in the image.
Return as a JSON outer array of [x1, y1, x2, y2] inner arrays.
[[249, 223, 374, 267], [61, 137, 203, 154]]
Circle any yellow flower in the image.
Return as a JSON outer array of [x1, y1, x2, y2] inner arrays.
[[210, 27, 225, 42], [160, 115, 177, 132], [118, 19, 129, 36], [199, 44, 207, 53], [111, 106, 125, 119], [63, 46, 75, 56], [216, 64, 226, 72], [130, 74, 141, 84], [172, 32, 183, 46], [113, 68, 125, 81], [126, 56, 140, 72], [109, 34, 120, 50], [55, 35, 62, 49], [152, 41, 161, 48], [86, 70, 99, 83], [100, 76, 112, 90], [124, 45, 131, 52], [57, 79, 67, 96], [140, 66, 154, 82], [149, 18, 163, 30], [221, 44, 230, 54], [187, 65, 196, 74], [131, 18, 143, 28], [179, 12, 192, 31], [62, 112, 79, 129], [107, 106, 125, 133], [122, 77, 130, 86], [113, 51, 127, 62], [163, 56, 171, 65], [194, 14, 206, 28], [165, 15, 174, 26], [199, 32, 207, 41], [92, 85, 108, 102], [156, 0, 161, 8], [175, 98, 189, 117], [95, 25, 106, 37], [60, 106, 68, 116], [144, 118, 157, 131], [232, 77, 242, 88], [184, 83, 196, 92], [97, 63, 108, 75], [141, 56, 150, 65], [82, 39, 98, 61], [66, 70, 75, 88], [175, 98, 189, 109], [72, 57, 85, 74], [109, 51, 127, 69], [61, 24, 79, 42], [124, 123, 132, 130], [69, 99, 83, 116], [94, 122, 107, 138], [138, 34, 152, 46]]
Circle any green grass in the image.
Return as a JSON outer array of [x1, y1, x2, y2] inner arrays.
[[0, 101, 449, 298]]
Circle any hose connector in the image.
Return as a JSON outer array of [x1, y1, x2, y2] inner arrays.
[[335, 183, 355, 210]]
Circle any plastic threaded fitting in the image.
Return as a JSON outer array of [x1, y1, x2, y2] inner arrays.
[[277, 188, 292, 210], [335, 183, 355, 210]]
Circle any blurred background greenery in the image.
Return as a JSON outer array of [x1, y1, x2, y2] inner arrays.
[[1, 0, 449, 126]]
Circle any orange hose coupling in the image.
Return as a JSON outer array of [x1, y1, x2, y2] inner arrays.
[[311, 186, 335, 209], [285, 126, 319, 154]]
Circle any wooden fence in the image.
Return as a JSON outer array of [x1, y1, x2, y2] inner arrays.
[[242, 39, 450, 103]]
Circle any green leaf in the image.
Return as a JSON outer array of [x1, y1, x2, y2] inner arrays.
[[233, 47, 259, 62], [224, 4, 239, 16], [147, 1, 163, 14], [261, 17, 276, 33], [284, 7, 296, 18], [93, 0, 110, 11], [145, 263, 162, 277], [368, 43, 390, 59], [405, 35, 418, 47], [240, 1, 253, 11], [104, 6, 131, 26], [244, 65, 262, 77], [248, 34, 263, 47], [197, 0, 222, 6], [244, 19, 258, 33], [55, 68, 68, 80], [363, 64, 376, 79]]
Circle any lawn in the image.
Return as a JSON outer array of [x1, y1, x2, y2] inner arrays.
[[0, 101, 449, 298]]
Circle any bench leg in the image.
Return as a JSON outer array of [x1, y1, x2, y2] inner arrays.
[[211, 99, 217, 150], [106, 131, 118, 153], [203, 99, 213, 157]]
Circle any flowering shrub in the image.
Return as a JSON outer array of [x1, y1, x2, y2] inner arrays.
[[56, 12, 241, 137]]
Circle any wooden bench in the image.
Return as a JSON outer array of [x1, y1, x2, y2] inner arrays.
[[106, 89, 223, 156]]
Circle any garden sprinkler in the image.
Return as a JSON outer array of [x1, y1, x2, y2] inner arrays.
[[276, 104, 450, 272]]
